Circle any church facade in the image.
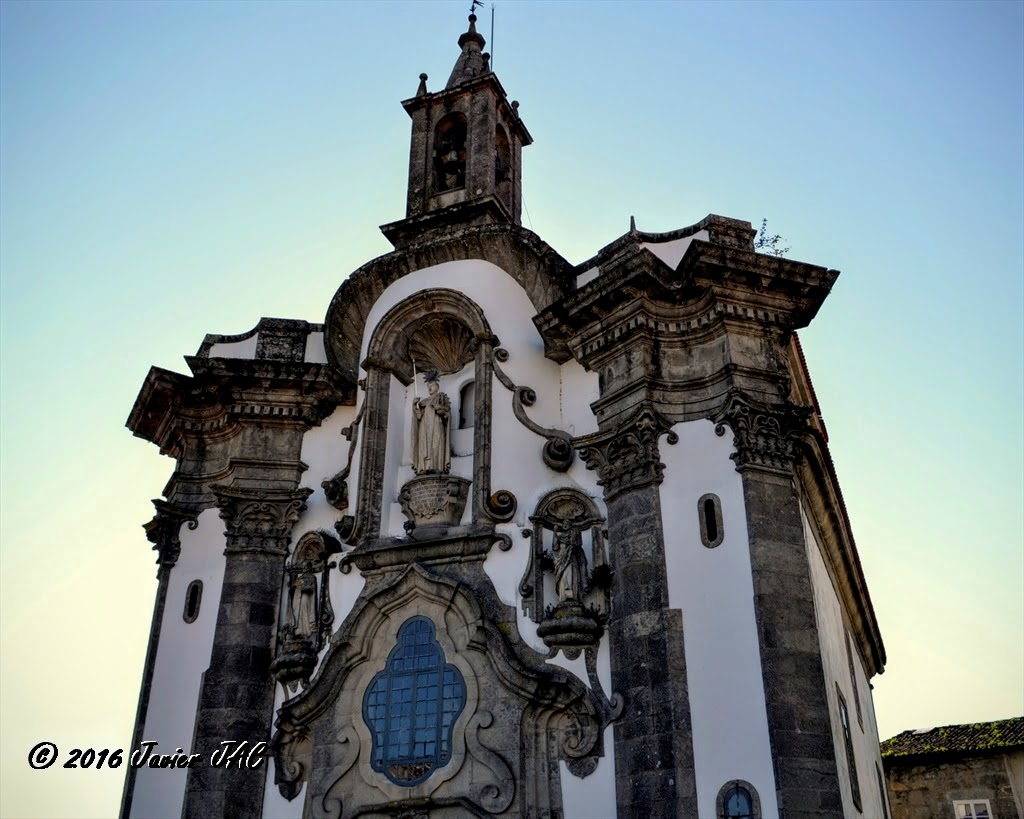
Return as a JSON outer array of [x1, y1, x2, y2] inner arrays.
[[123, 16, 887, 819]]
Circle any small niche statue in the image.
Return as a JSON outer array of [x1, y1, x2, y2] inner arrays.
[[289, 562, 319, 640], [552, 521, 588, 603], [411, 370, 451, 475]]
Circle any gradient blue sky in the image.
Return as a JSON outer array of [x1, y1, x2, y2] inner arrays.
[[2, 1, 1022, 816]]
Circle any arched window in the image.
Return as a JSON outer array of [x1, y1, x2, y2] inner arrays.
[[363, 617, 466, 786], [459, 381, 475, 429], [699, 493, 724, 548], [182, 579, 202, 623], [433, 113, 467, 193], [494, 123, 511, 202], [717, 780, 761, 819]]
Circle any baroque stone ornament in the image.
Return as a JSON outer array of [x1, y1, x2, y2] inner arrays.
[[491, 347, 575, 472], [575, 405, 678, 502], [272, 530, 342, 692], [520, 489, 610, 661], [713, 390, 811, 475], [398, 475, 472, 538], [322, 401, 365, 512], [272, 564, 610, 819], [143, 499, 198, 567], [211, 485, 313, 556]]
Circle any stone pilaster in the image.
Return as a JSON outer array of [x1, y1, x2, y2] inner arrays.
[[183, 486, 311, 819], [578, 408, 698, 819], [715, 392, 843, 819]]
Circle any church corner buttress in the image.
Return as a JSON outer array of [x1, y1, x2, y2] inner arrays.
[[123, 14, 888, 819]]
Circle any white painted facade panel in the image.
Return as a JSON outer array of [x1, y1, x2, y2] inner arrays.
[[208, 334, 258, 360], [660, 419, 779, 818], [130, 509, 225, 819], [803, 504, 887, 819]]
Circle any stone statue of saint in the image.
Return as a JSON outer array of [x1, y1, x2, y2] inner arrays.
[[552, 522, 588, 603], [290, 566, 319, 640], [411, 373, 451, 475]]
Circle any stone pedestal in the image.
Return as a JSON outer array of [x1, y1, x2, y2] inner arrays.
[[398, 475, 471, 539]]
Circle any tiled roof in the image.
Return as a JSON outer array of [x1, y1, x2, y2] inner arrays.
[[881, 717, 1024, 758]]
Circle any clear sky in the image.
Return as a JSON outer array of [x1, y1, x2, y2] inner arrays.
[[1, 1, 1021, 816]]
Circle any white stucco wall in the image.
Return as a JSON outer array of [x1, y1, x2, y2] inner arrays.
[[207, 333, 258, 359], [129, 509, 225, 819], [640, 229, 708, 270], [660, 419, 779, 818], [803, 503, 888, 818]]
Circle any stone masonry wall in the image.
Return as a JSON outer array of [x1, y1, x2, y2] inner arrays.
[[886, 752, 1022, 819]]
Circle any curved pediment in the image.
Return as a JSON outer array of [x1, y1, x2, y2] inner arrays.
[[324, 223, 575, 397]]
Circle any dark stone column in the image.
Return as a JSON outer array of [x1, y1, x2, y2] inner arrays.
[[579, 408, 698, 819], [184, 486, 311, 819], [121, 502, 197, 819], [716, 393, 843, 819]]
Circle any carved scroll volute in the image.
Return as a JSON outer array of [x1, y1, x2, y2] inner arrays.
[[143, 499, 199, 567], [713, 391, 811, 475]]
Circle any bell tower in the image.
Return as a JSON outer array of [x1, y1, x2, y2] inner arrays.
[[381, 14, 532, 248]]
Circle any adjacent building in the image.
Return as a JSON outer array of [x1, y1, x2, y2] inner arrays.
[[882, 718, 1024, 819], [122, 15, 888, 819]]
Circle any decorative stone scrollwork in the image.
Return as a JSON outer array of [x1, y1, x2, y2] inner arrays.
[[322, 401, 365, 512], [491, 347, 575, 472], [143, 499, 198, 567], [211, 485, 313, 556], [520, 489, 610, 661], [713, 390, 810, 475], [272, 530, 342, 691], [576, 405, 677, 501]]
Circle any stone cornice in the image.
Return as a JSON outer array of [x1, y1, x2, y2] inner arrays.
[[575, 404, 678, 501], [126, 358, 348, 457], [534, 231, 838, 367], [212, 485, 313, 556], [712, 391, 811, 475], [797, 429, 886, 678]]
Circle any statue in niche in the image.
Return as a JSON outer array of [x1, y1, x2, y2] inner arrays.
[[411, 371, 451, 475], [552, 520, 588, 603], [289, 563, 319, 640]]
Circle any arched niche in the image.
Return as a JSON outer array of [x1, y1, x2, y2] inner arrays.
[[340, 288, 516, 546]]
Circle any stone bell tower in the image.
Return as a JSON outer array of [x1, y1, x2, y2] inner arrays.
[[381, 14, 532, 248]]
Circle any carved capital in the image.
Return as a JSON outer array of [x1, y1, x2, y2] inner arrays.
[[713, 392, 810, 475], [144, 500, 199, 566], [211, 485, 313, 555], [576, 406, 677, 501]]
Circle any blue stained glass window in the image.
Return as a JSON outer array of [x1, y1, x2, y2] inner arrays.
[[362, 616, 466, 786]]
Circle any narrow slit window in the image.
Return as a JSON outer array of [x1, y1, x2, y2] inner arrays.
[[699, 493, 724, 548], [183, 580, 203, 623]]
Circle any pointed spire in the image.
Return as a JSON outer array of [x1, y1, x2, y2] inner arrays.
[[447, 14, 487, 89], [416, 73, 428, 97]]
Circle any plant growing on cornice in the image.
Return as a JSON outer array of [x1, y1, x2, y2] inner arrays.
[[754, 218, 791, 257]]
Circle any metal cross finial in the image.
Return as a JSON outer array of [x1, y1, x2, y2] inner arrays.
[[470, 0, 484, 14]]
